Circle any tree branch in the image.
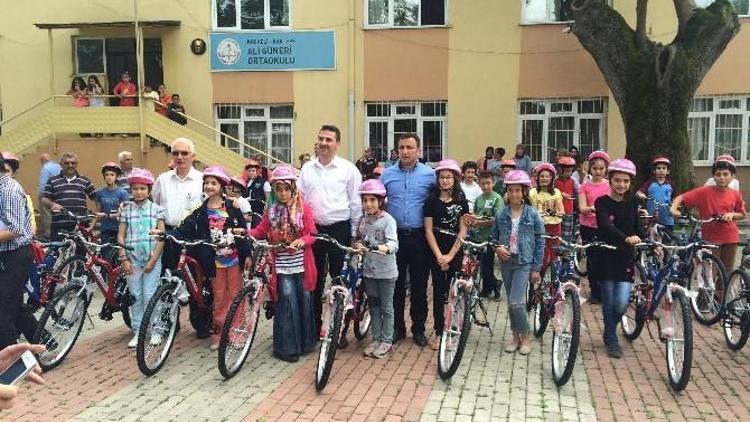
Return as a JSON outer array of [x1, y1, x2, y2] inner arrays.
[[673, 0, 697, 41], [636, 0, 649, 47]]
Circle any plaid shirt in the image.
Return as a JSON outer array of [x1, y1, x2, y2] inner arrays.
[[0, 173, 33, 251], [119, 199, 166, 264]]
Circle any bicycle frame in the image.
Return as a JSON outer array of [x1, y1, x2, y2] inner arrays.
[[81, 248, 126, 307], [176, 248, 207, 308], [636, 245, 698, 321]]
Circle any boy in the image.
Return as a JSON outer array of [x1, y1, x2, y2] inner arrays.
[[554, 156, 580, 241], [244, 159, 271, 228], [637, 156, 676, 235], [472, 171, 505, 301], [460, 161, 482, 211], [167, 94, 187, 125], [95, 162, 129, 245], [493, 159, 517, 196]]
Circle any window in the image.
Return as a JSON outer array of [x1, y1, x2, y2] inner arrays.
[[694, 0, 749, 16], [518, 98, 606, 162], [366, 0, 446, 27], [365, 101, 447, 163], [213, 0, 291, 30], [215, 104, 294, 163], [689, 96, 750, 165], [75, 38, 106, 74], [522, 0, 614, 24]]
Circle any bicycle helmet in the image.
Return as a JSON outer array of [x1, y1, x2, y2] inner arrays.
[[713, 154, 737, 174], [608, 158, 637, 177], [359, 179, 387, 197], [127, 168, 155, 186], [652, 156, 671, 167], [503, 170, 532, 187], [435, 159, 462, 178], [0, 151, 20, 172], [534, 163, 557, 179], [101, 161, 122, 176], [269, 165, 299, 184], [500, 159, 517, 168], [558, 156, 576, 167], [587, 150, 610, 165], [203, 165, 231, 186], [230, 176, 248, 195], [244, 158, 261, 169]]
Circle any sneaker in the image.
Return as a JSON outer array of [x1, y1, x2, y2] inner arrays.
[[606, 344, 623, 359], [413, 332, 428, 347], [150, 333, 162, 346], [372, 342, 392, 359], [209, 343, 219, 351], [430, 335, 441, 350], [518, 342, 532, 355], [364, 341, 380, 357], [504, 341, 519, 353], [337, 335, 349, 350], [128, 334, 138, 348], [393, 328, 406, 343]]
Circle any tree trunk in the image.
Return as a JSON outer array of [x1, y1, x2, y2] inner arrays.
[[569, 0, 740, 192]]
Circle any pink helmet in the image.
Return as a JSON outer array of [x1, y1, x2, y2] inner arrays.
[[101, 161, 122, 175], [587, 150, 610, 165], [652, 156, 671, 166], [435, 159, 462, 178], [359, 179, 387, 197], [608, 158, 637, 177], [0, 151, 19, 162], [203, 165, 231, 186], [534, 163, 557, 179], [230, 176, 247, 192], [558, 156, 576, 167], [503, 170, 532, 187], [716, 154, 736, 166], [127, 168, 155, 186], [500, 159, 517, 168], [270, 165, 299, 184]]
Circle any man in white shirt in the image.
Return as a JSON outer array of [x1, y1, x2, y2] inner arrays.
[[298, 125, 362, 341]]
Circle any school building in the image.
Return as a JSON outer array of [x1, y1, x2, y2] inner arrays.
[[1, 0, 750, 195]]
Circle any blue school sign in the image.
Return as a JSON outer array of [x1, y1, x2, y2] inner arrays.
[[209, 31, 336, 71]]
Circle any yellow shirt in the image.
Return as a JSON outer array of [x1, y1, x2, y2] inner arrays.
[[25, 194, 37, 234], [529, 188, 563, 225]]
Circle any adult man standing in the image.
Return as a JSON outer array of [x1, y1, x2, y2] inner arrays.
[[41, 152, 95, 241], [355, 148, 377, 180], [151, 138, 207, 337], [298, 125, 362, 339], [116, 151, 135, 196], [380, 133, 435, 347], [487, 147, 506, 183], [513, 144, 533, 175], [37, 153, 60, 240]]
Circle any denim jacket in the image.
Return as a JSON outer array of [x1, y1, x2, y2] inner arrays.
[[491, 204, 545, 271]]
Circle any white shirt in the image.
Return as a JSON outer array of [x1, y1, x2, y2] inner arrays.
[[461, 181, 483, 212], [704, 177, 740, 191], [298, 155, 362, 234], [151, 167, 204, 226]]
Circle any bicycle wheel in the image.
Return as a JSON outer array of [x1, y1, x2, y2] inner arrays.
[[33, 283, 89, 372], [218, 284, 261, 379], [532, 271, 550, 338], [551, 289, 581, 387], [136, 282, 180, 376], [666, 290, 693, 391], [315, 293, 344, 391], [53, 256, 88, 297], [688, 253, 726, 326], [621, 266, 646, 341], [722, 270, 750, 350], [437, 286, 472, 380], [353, 286, 371, 341], [526, 270, 538, 312]]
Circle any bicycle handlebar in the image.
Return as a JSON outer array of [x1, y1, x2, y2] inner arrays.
[[434, 228, 507, 250], [541, 235, 617, 250], [77, 237, 133, 251], [635, 239, 718, 252]]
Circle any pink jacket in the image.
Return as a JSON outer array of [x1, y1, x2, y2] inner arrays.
[[249, 202, 317, 302]]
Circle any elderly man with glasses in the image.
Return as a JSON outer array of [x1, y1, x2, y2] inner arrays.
[[40, 152, 96, 241]]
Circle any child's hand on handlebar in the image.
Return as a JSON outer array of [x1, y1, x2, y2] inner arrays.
[[625, 236, 641, 246], [495, 246, 511, 261], [288, 239, 305, 250]]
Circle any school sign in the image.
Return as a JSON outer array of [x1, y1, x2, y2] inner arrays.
[[210, 31, 336, 72]]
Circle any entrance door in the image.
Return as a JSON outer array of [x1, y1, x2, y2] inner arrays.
[[105, 38, 163, 105]]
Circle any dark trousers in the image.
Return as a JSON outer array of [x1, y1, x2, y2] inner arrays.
[[0, 245, 34, 349], [430, 256, 460, 335], [580, 225, 602, 301], [312, 220, 351, 332], [50, 222, 76, 242], [394, 230, 430, 336], [480, 250, 499, 295]]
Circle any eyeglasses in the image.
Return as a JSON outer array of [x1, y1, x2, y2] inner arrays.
[[62, 161, 77, 165], [438, 176, 454, 180], [171, 150, 190, 157]]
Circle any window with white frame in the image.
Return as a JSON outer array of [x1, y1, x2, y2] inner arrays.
[[688, 96, 750, 165], [75, 38, 106, 74], [518, 98, 606, 162], [694, 0, 749, 16], [215, 104, 294, 163], [522, 0, 614, 24], [366, 0, 446, 27], [213, 0, 291, 30], [365, 101, 447, 163]]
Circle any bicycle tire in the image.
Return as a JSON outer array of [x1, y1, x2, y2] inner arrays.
[[136, 282, 180, 376], [688, 253, 726, 326], [218, 284, 261, 379], [353, 286, 371, 341], [315, 293, 344, 391], [33, 283, 89, 372], [53, 255, 88, 296], [666, 290, 693, 391], [621, 264, 647, 341], [122, 306, 132, 329], [437, 287, 472, 380], [722, 270, 750, 350], [532, 271, 550, 338], [551, 289, 580, 386], [526, 270, 538, 312]]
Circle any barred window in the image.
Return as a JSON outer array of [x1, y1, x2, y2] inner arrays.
[[365, 101, 447, 163], [215, 104, 294, 164]]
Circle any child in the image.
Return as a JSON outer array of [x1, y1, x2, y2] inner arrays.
[[249, 166, 317, 362], [167, 94, 187, 125], [530, 163, 565, 269], [117, 168, 166, 348], [155, 84, 171, 117], [67, 77, 88, 107], [578, 150, 611, 304], [95, 162, 129, 245], [227, 176, 253, 229], [555, 156, 579, 241], [460, 161, 482, 211], [572, 159, 590, 186], [169, 166, 251, 350], [113, 72, 137, 107], [354, 179, 398, 358], [424, 159, 469, 350], [671, 154, 746, 277], [594, 159, 643, 358], [636, 156, 676, 235], [473, 171, 504, 300], [493, 159, 517, 196], [142, 85, 159, 112], [492, 170, 545, 355], [243, 159, 271, 228]]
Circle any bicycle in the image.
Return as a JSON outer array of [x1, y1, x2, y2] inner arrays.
[[136, 234, 219, 376], [433, 229, 502, 380], [531, 236, 615, 386], [33, 235, 133, 371], [721, 241, 750, 350], [621, 240, 697, 391], [218, 235, 281, 379], [315, 234, 372, 391], [25, 240, 73, 313]]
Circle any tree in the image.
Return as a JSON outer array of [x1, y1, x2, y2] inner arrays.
[[568, 0, 740, 191]]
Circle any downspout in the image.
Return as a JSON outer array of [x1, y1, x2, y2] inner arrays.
[[347, 0, 356, 161], [134, 0, 146, 160]]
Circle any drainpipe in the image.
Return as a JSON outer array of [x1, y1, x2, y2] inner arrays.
[[347, 0, 356, 161], [134, 0, 146, 160]]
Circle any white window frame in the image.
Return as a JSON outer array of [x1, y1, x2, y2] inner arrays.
[[364, 101, 447, 164], [521, 0, 613, 25], [517, 98, 607, 163], [74, 37, 107, 75], [212, 0, 293, 31], [689, 95, 750, 166], [214, 104, 295, 163], [694, 0, 750, 16], [364, 0, 448, 29]]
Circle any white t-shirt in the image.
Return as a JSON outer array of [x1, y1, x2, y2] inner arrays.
[[461, 181, 483, 211], [151, 167, 205, 227], [704, 177, 740, 191], [509, 217, 520, 254]]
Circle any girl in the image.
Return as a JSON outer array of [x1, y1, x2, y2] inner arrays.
[[529, 163, 565, 269], [249, 166, 317, 362], [594, 159, 643, 358], [86, 75, 105, 108], [578, 151, 611, 304], [555, 156, 579, 242], [355, 179, 398, 358], [492, 170, 545, 355], [155, 84, 171, 117], [67, 77, 88, 107], [424, 159, 469, 350], [169, 166, 251, 350], [117, 168, 166, 348], [227, 176, 253, 229]]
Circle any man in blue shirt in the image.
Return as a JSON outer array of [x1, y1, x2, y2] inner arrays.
[[37, 154, 61, 240], [380, 133, 435, 347]]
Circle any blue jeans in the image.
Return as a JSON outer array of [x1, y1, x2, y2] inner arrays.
[[275, 273, 316, 357], [601, 280, 631, 346], [127, 260, 162, 334], [363, 277, 396, 344], [500, 260, 530, 334]]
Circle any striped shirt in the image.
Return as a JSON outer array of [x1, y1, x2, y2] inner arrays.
[[0, 173, 33, 251], [119, 199, 166, 265], [275, 249, 304, 274], [43, 173, 96, 226]]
